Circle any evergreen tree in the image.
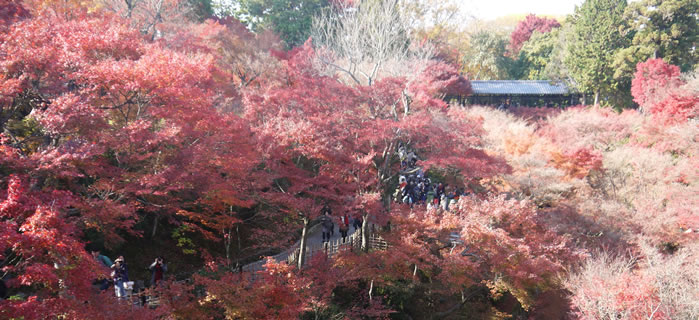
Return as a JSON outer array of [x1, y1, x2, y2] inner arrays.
[[614, 0, 698, 76], [235, 0, 331, 48], [513, 29, 559, 80], [564, 0, 631, 106], [463, 30, 514, 80]]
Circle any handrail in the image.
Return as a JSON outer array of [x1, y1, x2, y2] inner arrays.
[[242, 223, 388, 277], [241, 222, 324, 272]]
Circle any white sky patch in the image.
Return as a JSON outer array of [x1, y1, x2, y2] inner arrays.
[[458, 0, 585, 20]]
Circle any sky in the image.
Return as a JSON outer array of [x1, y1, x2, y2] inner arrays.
[[459, 0, 585, 20]]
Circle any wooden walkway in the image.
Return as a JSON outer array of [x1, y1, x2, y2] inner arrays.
[[242, 222, 388, 279], [117, 223, 389, 308]]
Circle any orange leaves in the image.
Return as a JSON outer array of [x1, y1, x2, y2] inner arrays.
[[502, 127, 537, 156], [550, 147, 603, 180]]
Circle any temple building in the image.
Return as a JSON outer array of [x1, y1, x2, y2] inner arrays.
[[448, 80, 582, 107]]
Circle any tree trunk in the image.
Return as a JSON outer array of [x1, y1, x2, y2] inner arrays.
[[593, 90, 599, 106], [361, 213, 370, 252], [297, 217, 310, 269], [151, 214, 159, 238], [402, 90, 410, 116], [582, 93, 587, 105], [236, 225, 241, 271], [224, 227, 232, 268]]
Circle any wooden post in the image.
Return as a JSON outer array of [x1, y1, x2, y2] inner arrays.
[[297, 217, 309, 269], [361, 213, 369, 252]]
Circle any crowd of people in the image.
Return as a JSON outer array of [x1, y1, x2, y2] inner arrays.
[[91, 251, 167, 304], [394, 144, 468, 211], [318, 205, 362, 244], [314, 143, 468, 247]]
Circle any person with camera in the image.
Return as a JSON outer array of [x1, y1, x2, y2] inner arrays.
[[110, 256, 129, 299], [149, 257, 167, 287]]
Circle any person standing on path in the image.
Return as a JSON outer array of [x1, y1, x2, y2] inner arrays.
[[352, 213, 363, 232], [149, 257, 167, 287], [339, 213, 350, 243], [320, 211, 333, 243], [111, 256, 129, 299]]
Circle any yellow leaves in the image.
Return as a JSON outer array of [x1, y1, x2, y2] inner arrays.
[[487, 277, 535, 312], [25, 0, 95, 16]]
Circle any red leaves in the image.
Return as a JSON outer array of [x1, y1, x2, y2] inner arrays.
[[631, 58, 697, 124], [410, 60, 472, 98], [647, 89, 699, 125], [631, 58, 682, 109], [382, 194, 583, 312], [450, 195, 582, 288], [0, 176, 163, 319], [509, 14, 560, 55], [0, 174, 26, 219]]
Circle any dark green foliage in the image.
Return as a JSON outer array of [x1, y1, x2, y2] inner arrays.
[[564, 0, 632, 106], [188, 0, 215, 21], [235, 0, 331, 48], [512, 30, 559, 80], [619, 0, 698, 72]]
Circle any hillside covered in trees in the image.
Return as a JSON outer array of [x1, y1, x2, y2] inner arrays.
[[0, 0, 697, 319]]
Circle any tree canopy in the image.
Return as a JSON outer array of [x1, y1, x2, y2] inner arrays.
[[564, 0, 630, 105], [621, 0, 698, 72], [234, 0, 330, 48], [0, 0, 697, 318]]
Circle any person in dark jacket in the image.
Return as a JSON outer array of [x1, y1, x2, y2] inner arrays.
[[352, 213, 363, 232], [321, 205, 334, 237], [111, 256, 129, 298], [149, 257, 167, 287], [320, 212, 333, 243]]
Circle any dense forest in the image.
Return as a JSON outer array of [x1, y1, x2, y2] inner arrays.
[[0, 0, 697, 319]]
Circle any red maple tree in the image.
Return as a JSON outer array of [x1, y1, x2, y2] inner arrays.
[[509, 14, 561, 55]]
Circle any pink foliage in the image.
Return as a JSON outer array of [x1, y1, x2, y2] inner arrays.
[[568, 245, 699, 320], [508, 106, 562, 123], [0, 0, 28, 30]]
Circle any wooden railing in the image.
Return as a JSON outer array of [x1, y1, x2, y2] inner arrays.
[[242, 226, 388, 281], [132, 227, 390, 306], [241, 222, 324, 274], [283, 228, 388, 268]]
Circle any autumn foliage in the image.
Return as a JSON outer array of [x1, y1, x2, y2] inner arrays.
[[631, 58, 698, 124], [0, 0, 696, 319], [509, 14, 560, 55]]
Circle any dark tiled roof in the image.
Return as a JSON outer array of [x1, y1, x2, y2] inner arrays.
[[471, 80, 574, 95]]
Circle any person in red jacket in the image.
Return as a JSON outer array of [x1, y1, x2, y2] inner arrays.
[[339, 213, 350, 243]]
